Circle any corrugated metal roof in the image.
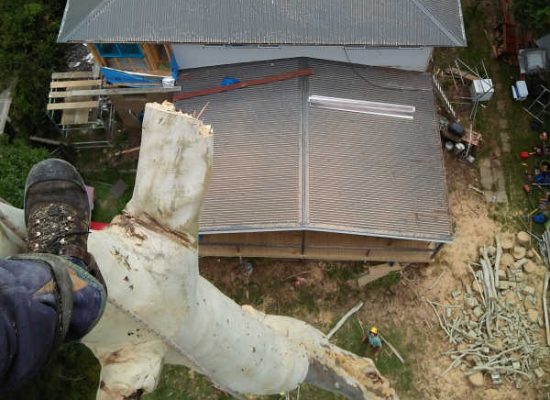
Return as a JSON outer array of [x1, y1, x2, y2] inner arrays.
[[58, 0, 466, 47], [178, 60, 304, 231], [307, 60, 450, 241], [176, 58, 452, 242]]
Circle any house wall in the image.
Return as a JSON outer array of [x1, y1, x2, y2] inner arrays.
[[198, 231, 437, 263], [172, 45, 433, 71]]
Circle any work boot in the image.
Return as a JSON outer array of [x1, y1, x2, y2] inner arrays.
[[24, 159, 104, 285]]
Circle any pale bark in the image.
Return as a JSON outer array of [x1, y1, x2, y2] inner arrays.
[[0, 102, 397, 400]]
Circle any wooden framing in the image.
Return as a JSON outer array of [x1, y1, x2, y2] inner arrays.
[[50, 80, 102, 89], [49, 86, 182, 98], [87, 44, 107, 67], [52, 71, 94, 79], [46, 101, 99, 111], [87, 42, 172, 75], [141, 44, 162, 70], [199, 231, 438, 263]]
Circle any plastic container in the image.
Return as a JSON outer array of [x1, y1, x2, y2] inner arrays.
[[162, 77, 175, 88]]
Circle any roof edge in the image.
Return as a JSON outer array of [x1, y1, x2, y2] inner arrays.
[[199, 226, 453, 244], [456, 0, 468, 47], [58, 0, 111, 43], [57, 0, 72, 43], [411, 0, 466, 47]]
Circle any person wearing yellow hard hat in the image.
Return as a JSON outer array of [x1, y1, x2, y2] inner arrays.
[[362, 325, 382, 358]]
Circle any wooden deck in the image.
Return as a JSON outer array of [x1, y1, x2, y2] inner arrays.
[[199, 231, 438, 263]]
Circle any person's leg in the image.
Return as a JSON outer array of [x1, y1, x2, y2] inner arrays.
[[0, 259, 58, 393], [23, 158, 107, 340], [0, 159, 106, 394]]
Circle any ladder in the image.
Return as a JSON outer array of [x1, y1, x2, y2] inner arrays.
[[432, 75, 457, 119], [524, 85, 550, 123]]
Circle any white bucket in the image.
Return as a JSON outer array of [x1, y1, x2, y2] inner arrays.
[[162, 77, 175, 88]]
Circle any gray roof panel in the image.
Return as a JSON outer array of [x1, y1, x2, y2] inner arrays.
[[58, 0, 466, 46], [307, 61, 450, 241], [175, 59, 452, 242], [178, 60, 303, 231]]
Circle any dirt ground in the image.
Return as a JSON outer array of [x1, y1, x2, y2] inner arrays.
[[199, 152, 548, 400]]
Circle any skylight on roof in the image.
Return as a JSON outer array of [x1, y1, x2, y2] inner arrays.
[[308, 95, 415, 120]]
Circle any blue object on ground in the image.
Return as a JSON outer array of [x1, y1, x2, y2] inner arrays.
[[534, 173, 550, 185], [220, 77, 241, 86], [533, 213, 547, 224]]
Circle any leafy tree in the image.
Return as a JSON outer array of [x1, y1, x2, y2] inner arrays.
[[0, 137, 48, 207], [512, 0, 550, 36], [0, 0, 67, 137]]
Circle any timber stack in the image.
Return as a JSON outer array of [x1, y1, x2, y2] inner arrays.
[[429, 232, 550, 388]]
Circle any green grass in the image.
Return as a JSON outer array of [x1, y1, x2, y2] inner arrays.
[[330, 318, 416, 396], [74, 148, 137, 222], [5, 344, 100, 400], [144, 366, 232, 400], [364, 271, 401, 291], [146, 317, 417, 400]]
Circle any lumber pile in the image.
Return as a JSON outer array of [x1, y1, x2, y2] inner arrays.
[[429, 232, 549, 388]]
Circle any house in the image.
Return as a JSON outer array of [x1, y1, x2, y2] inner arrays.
[[57, 1, 466, 262], [58, 1, 466, 74], [177, 59, 452, 262]]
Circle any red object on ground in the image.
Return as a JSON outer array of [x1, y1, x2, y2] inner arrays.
[[173, 68, 314, 101], [523, 184, 531, 193], [90, 221, 109, 231], [519, 151, 531, 160]]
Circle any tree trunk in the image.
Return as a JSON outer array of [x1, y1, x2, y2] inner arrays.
[[0, 102, 397, 400]]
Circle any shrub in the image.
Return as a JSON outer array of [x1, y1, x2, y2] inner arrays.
[[0, 138, 49, 207]]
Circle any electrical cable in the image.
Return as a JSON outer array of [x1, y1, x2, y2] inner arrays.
[[343, 48, 433, 92]]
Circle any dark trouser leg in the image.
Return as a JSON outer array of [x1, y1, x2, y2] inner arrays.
[[0, 259, 57, 394], [0, 255, 106, 395]]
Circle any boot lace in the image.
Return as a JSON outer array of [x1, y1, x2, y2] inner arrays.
[[27, 203, 89, 255]]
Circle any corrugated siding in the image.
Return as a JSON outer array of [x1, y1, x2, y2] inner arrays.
[[58, 0, 466, 47], [175, 59, 452, 242], [307, 61, 451, 241], [176, 60, 303, 232]]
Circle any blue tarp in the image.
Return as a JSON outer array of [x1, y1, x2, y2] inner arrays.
[[170, 52, 179, 80], [100, 67, 159, 87]]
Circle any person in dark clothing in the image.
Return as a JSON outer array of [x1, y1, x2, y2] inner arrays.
[[0, 159, 107, 394]]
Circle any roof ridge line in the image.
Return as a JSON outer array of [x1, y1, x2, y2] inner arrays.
[[59, 0, 115, 42], [410, 0, 463, 46]]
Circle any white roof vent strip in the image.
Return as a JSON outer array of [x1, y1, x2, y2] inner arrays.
[[308, 95, 415, 120]]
